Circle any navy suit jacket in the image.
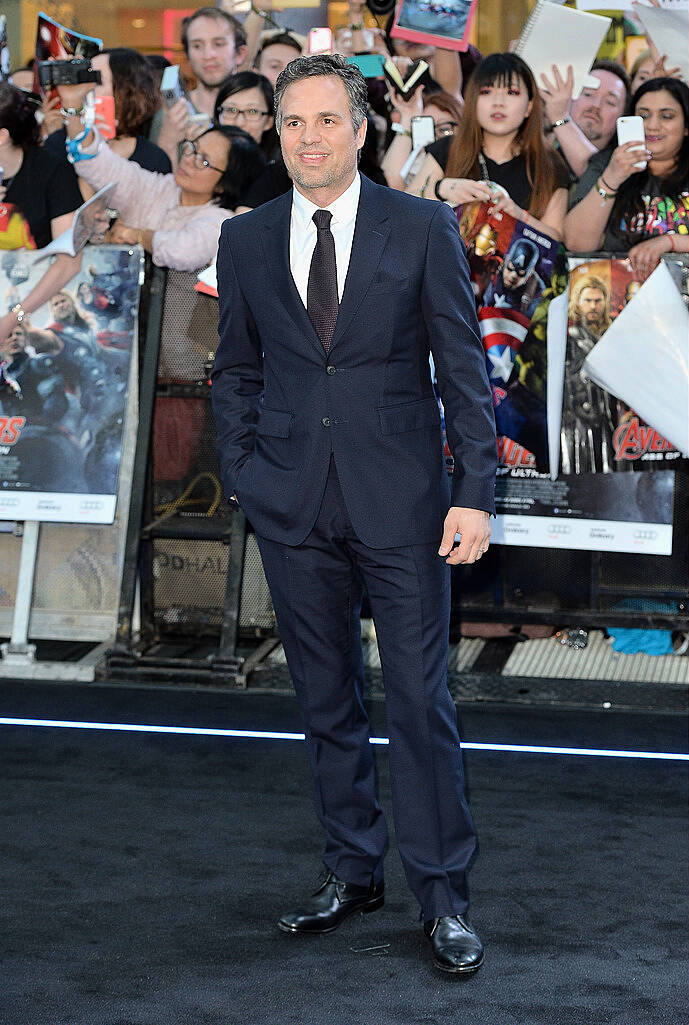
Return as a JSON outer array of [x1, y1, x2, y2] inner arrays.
[[211, 175, 497, 549]]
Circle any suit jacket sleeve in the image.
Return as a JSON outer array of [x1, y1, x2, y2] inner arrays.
[[421, 202, 497, 515], [211, 219, 264, 497]]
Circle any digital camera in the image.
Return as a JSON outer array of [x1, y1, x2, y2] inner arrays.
[[37, 59, 102, 88]]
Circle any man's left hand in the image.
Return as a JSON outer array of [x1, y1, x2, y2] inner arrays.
[[438, 507, 491, 565]]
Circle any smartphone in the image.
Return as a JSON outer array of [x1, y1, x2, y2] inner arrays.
[[347, 54, 385, 79], [411, 115, 435, 150], [616, 115, 646, 169], [94, 95, 116, 140], [306, 27, 333, 56], [161, 64, 185, 108]]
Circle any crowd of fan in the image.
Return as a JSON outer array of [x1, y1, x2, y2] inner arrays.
[[0, 0, 686, 294]]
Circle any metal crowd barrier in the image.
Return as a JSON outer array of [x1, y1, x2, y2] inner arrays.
[[106, 256, 688, 688]]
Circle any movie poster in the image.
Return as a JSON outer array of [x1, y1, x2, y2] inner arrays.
[[562, 257, 681, 474], [0, 244, 141, 523], [455, 201, 566, 473]]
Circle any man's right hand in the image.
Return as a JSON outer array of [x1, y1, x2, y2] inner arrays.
[[160, 98, 191, 144], [539, 64, 574, 124]]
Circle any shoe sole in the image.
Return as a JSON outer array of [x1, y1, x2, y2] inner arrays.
[[432, 952, 484, 975], [277, 895, 384, 935]]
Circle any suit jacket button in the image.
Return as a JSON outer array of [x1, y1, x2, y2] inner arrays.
[[321, 417, 331, 428], [326, 365, 336, 375]]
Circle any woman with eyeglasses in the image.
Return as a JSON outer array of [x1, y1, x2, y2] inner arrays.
[[214, 71, 279, 161], [53, 80, 266, 271]]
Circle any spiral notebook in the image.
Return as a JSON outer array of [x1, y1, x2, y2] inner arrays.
[[514, 0, 611, 99]]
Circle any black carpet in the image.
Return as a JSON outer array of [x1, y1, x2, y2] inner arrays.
[[1, 681, 687, 1025]]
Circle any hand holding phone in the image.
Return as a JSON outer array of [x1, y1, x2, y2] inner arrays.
[[616, 115, 647, 170]]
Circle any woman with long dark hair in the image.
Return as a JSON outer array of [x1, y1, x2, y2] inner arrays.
[[565, 77, 688, 277], [406, 53, 569, 239], [214, 71, 279, 160]]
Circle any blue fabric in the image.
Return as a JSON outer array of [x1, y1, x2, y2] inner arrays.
[[609, 628, 674, 655], [255, 459, 476, 919], [211, 176, 497, 549]]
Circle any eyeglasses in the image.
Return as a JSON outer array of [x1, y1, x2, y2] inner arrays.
[[180, 139, 225, 173], [435, 120, 458, 137], [218, 104, 270, 124]]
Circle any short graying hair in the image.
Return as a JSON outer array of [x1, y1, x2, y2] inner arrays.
[[273, 53, 368, 134]]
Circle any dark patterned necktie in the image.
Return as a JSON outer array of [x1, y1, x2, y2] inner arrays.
[[307, 209, 338, 354]]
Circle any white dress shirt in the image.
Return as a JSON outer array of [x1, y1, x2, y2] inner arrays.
[[289, 173, 361, 308]]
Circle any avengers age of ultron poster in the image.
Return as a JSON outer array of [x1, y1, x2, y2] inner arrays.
[[0, 245, 141, 523]]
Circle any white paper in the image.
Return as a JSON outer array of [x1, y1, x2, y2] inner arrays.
[[196, 260, 218, 297], [583, 262, 689, 457], [635, 6, 689, 82], [514, 1, 611, 99], [36, 183, 116, 259], [546, 289, 570, 479], [576, 0, 687, 10]]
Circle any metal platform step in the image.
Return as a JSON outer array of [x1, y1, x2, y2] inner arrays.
[[502, 630, 688, 685]]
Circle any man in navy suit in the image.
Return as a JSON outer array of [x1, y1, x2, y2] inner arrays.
[[212, 54, 497, 974]]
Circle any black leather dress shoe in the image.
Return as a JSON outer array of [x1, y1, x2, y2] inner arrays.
[[278, 871, 384, 935], [424, 915, 484, 974]]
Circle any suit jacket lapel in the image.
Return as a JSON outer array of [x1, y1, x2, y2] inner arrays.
[[330, 178, 391, 353], [260, 191, 322, 353], [259, 177, 391, 357]]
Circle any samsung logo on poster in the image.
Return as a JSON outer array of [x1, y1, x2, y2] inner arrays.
[[79, 500, 105, 512], [633, 529, 658, 541]]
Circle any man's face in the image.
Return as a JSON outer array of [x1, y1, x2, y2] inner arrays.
[[570, 70, 627, 148], [279, 75, 366, 204], [2, 325, 25, 359], [256, 42, 300, 89], [50, 294, 73, 321], [502, 261, 529, 289], [578, 287, 606, 324], [186, 16, 239, 89]]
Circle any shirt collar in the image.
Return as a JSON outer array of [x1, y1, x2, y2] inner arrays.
[[292, 173, 361, 230]]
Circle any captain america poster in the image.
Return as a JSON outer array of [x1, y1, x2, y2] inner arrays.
[[456, 201, 566, 472], [0, 245, 141, 523]]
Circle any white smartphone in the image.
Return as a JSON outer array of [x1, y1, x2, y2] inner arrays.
[[411, 115, 435, 151], [616, 115, 646, 170], [306, 28, 333, 56], [161, 64, 185, 108]]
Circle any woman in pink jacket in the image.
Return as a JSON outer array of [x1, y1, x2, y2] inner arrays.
[[56, 80, 266, 272]]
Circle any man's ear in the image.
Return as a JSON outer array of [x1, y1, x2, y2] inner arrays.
[[235, 44, 248, 69], [355, 117, 367, 152]]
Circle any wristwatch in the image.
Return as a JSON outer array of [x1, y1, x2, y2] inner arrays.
[[10, 302, 26, 324], [390, 122, 411, 137], [61, 104, 86, 119]]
